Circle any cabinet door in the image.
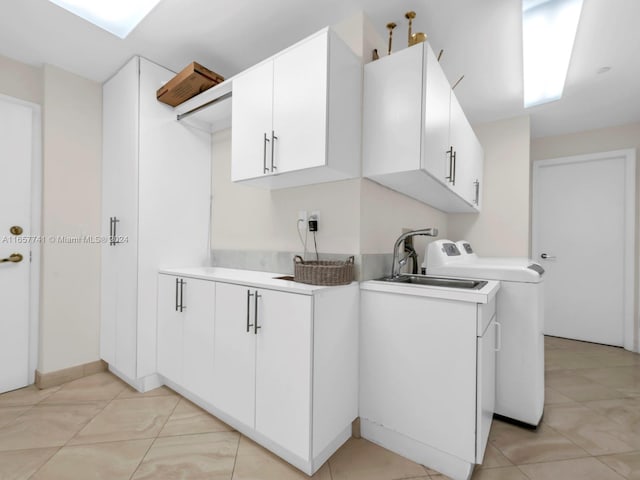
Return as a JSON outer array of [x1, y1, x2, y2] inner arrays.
[[213, 282, 256, 427], [183, 278, 216, 403], [360, 290, 478, 462], [102, 56, 139, 379], [157, 275, 183, 384], [272, 32, 328, 174], [476, 316, 497, 462], [448, 91, 470, 201], [422, 43, 453, 183], [363, 43, 423, 177], [449, 90, 482, 209], [231, 61, 274, 181], [469, 135, 484, 209], [137, 58, 212, 378], [255, 290, 312, 459]]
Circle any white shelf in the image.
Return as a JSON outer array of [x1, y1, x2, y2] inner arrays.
[[174, 79, 233, 133]]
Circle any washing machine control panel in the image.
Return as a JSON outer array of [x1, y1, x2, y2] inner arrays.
[[442, 243, 461, 256]]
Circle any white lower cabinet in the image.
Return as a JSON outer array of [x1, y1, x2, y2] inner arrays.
[[359, 286, 498, 480], [214, 283, 312, 459], [157, 274, 216, 404], [156, 269, 359, 475]]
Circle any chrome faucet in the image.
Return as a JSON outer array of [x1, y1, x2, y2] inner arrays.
[[391, 228, 439, 278]]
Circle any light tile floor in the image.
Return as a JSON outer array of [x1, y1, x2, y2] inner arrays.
[[0, 336, 639, 479]]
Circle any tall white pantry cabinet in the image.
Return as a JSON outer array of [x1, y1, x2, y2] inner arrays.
[[101, 56, 211, 390]]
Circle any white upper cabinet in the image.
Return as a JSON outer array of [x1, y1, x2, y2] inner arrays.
[[363, 42, 484, 213], [231, 28, 362, 189]]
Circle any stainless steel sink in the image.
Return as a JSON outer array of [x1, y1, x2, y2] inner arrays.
[[377, 275, 487, 290]]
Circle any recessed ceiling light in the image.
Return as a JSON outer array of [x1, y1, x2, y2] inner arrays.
[[48, 0, 163, 39], [597, 66, 611, 74], [522, 0, 584, 108]]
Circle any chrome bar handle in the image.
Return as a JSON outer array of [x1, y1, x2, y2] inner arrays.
[[445, 147, 453, 182], [452, 150, 457, 185], [109, 217, 114, 246], [263, 133, 270, 174], [111, 217, 120, 246], [179, 279, 186, 312], [473, 179, 480, 205], [254, 291, 262, 334], [495, 321, 502, 352], [175, 277, 180, 311], [270, 131, 277, 172], [246, 290, 254, 333]]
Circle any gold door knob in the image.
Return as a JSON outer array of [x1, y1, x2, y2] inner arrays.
[[10, 226, 23, 235], [0, 253, 23, 263]]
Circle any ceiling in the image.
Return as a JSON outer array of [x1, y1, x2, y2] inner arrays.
[[1, 0, 639, 138]]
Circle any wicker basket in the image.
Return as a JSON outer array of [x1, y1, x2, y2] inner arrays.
[[293, 255, 354, 286]]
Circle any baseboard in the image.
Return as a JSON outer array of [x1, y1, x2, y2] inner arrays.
[[35, 360, 108, 390]]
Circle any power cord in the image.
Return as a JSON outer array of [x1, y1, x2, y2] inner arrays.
[[297, 219, 308, 260], [313, 231, 319, 261]]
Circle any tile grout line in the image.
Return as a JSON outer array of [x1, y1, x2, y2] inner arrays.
[[592, 454, 632, 479], [229, 432, 242, 480], [57, 390, 122, 449], [127, 394, 183, 480], [25, 446, 63, 480]]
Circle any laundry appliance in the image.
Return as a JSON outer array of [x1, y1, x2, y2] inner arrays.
[[424, 240, 545, 427]]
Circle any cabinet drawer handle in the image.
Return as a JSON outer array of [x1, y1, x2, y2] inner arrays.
[[494, 321, 502, 352], [254, 290, 262, 334], [263, 133, 270, 174], [271, 131, 277, 172], [246, 290, 254, 332]]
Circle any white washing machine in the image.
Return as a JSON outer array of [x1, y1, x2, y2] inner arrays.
[[424, 240, 545, 427]]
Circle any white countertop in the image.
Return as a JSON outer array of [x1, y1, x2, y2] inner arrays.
[[159, 266, 357, 295], [360, 276, 500, 304]]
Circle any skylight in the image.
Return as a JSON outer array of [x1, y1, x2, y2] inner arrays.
[[48, 0, 163, 39], [522, 0, 584, 108]]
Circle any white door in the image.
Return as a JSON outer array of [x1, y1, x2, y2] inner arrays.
[[182, 278, 216, 404], [101, 57, 139, 379], [533, 150, 635, 347], [231, 61, 274, 181], [422, 43, 452, 183], [0, 98, 34, 393], [272, 31, 328, 174], [255, 289, 312, 459], [212, 282, 256, 427], [156, 275, 183, 384]]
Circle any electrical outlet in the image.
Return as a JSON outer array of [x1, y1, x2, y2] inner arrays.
[[297, 211, 307, 223]]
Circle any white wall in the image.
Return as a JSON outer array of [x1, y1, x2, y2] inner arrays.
[[0, 54, 42, 105], [211, 129, 361, 254], [360, 179, 448, 264], [448, 115, 531, 257], [39, 65, 102, 373]]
